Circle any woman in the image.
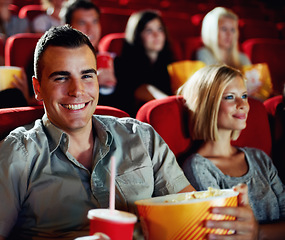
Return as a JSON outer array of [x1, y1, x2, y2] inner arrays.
[[196, 7, 251, 69], [114, 10, 174, 117], [178, 65, 285, 239], [32, 0, 66, 33]]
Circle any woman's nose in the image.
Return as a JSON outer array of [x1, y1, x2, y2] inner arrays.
[[237, 97, 249, 110]]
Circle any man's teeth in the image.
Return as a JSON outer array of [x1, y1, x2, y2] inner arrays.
[[64, 103, 85, 110]]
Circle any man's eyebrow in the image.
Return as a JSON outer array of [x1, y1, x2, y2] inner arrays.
[[48, 69, 97, 79], [81, 69, 97, 75], [48, 71, 70, 79]]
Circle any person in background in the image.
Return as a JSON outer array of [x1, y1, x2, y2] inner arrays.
[[178, 64, 285, 239], [114, 10, 174, 117], [61, 0, 117, 107], [270, 89, 285, 184], [32, 0, 66, 33], [0, 25, 194, 240], [196, 7, 251, 69], [0, 0, 29, 40]]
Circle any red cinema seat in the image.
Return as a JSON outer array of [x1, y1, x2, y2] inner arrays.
[[242, 38, 285, 95], [100, 7, 133, 38], [0, 105, 130, 141], [239, 19, 279, 43], [263, 95, 283, 117], [98, 32, 125, 56], [4, 33, 42, 69], [183, 36, 203, 60], [0, 37, 4, 61], [18, 4, 45, 21], [136, 95, 272, 162]]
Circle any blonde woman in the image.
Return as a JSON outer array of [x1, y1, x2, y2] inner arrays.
[[32, 0, 66, 33], [178, 65, 285, 239], [196, 7, 251, 69]]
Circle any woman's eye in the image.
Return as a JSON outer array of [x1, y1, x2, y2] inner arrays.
[[224, 95, 234, 100], [242, 93, 248, 99]]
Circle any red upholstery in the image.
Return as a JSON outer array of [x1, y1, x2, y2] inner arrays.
[[13, 0, 41, 9], [4, 33, 42, 69], [242, 38, 285, 95], [136, 95, 272, 158], [182, 36, 203, 60], [98, 32, 125, 56], [18, 4, 45, 21], [231, 5, 267, 21], [162, 13, 198, 40], [8, 4, 19, 15], [0, 105, 129, 140], [238, 19, 279, 43], [263, 95, 283, 117], [0, 37, 4, 60], [136, 96, 191, 158], [100, 7, 133, 38], [277, 22, 285, 40]]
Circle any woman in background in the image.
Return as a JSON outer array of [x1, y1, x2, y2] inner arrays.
[[32, 0, 66, 33], [0, 0, 29, 40], [178, 64, 285, 239], [196, 7, 251, 69], [114, 10, 174, 117]]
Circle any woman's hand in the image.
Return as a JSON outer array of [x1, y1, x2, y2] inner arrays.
[[206, 184, 259, 240], [12, 68, 30, 102]]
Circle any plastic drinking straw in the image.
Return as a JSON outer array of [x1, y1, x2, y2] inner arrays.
[[109, 156, 116, 212]]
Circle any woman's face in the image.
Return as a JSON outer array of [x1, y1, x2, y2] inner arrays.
[[50, 0, 66, 8], [218, 17, 238, 50], [140, 18, 166, 54], [217, 76, 249, 132]]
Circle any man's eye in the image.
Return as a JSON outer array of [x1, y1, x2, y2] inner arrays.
[[82, 74, 94, 79], [54, 76, 67, 81]]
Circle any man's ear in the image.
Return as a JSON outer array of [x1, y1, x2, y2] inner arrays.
[[32, 76, 43, 101]]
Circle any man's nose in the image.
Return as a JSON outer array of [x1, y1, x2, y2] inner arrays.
[[68, 78, 84, 97]]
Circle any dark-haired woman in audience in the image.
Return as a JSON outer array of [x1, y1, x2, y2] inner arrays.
[[114, 10, 174, 116], [178, 64, 285, 239]]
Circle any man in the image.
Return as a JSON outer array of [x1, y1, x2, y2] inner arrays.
[[61, 0, 117, 106], [0, 25, 193, 239]]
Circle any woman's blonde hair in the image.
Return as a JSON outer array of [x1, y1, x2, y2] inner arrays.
[[201, 7, 241, 68], [177, 65, 245, 141]]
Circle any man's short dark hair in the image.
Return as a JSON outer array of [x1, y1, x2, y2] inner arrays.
[[34, 25, 96, 81], [61, 0, 101, 25]]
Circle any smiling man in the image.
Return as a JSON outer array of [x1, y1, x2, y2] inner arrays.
[[0, 25, 194, 239]]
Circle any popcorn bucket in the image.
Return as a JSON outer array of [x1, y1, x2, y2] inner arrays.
[[0, 66, 21, 91], [135, 189, 238, 240]]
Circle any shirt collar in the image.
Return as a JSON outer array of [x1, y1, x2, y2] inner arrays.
[[42, 114, 113, 154]]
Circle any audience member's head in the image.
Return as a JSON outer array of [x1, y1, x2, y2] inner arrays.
[[178, 64, 247, 141], [41, 0, 66, 10], [0, 0, 11, 23], [61, 0, 101, 48], [34, 24, 96, 81], [201, 7, 241, 67], [124, 10, 172, 62]]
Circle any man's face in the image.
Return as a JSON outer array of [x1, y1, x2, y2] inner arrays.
[[33, 45, 99, 134], [71, 9, 101, 49]]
